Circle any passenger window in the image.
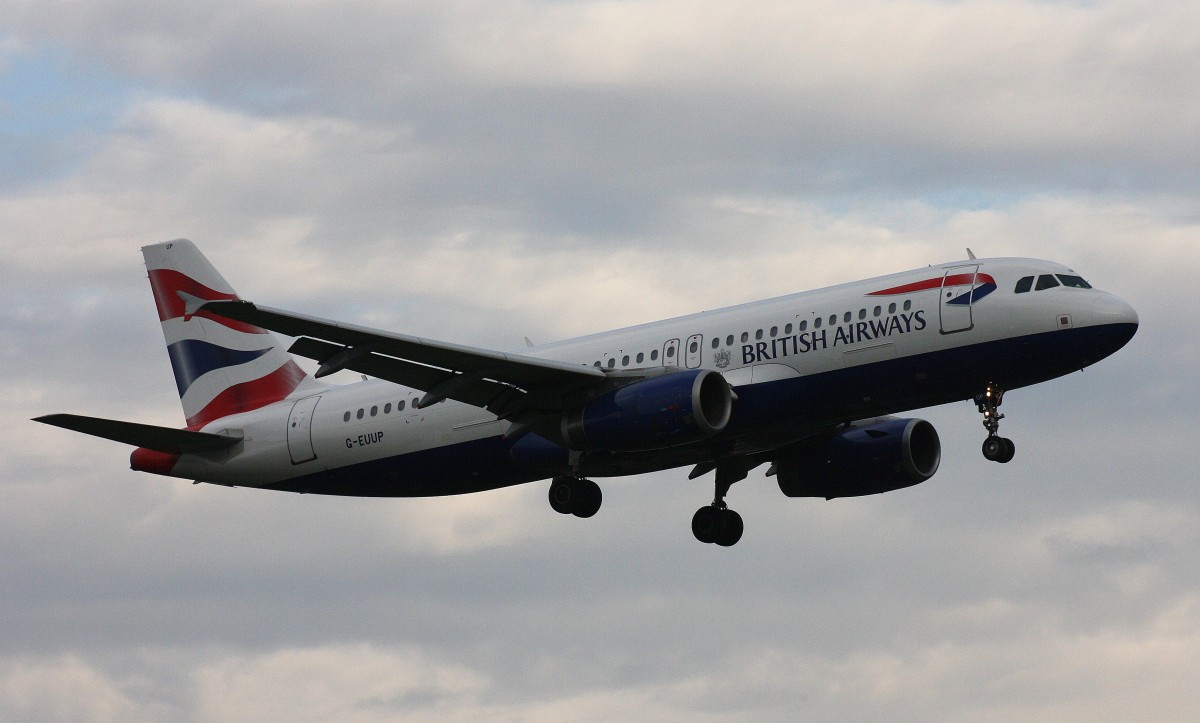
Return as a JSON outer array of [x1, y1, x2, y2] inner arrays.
[[370, 406, 378, 417], [726, 335, 734, 346], [343, 411, 351, 423], [873, 306, 881, 317], [1036, 274, 1060, 291], [710, 338, 719, 350], [398, 400, 406, 411], [384, 403, 392, 414], [829, 315, 837, 326], [356, 409, 364, 420], [770, 326, 778, 337], [608, 357, 616, 367], [1057, 274, 1092, 289], [637, 352, 645, 363], [741, 332, 749, 343], [622, 355, 630, 366], [858, 309, 866, 320], [888, 303, 897, 314], [666, 347, 675, 358], [814, 317, 822, 329], [594, 361, 602, 367], [1014, 276, 1034, 293], [755, 329, 763, 340], [799, 320, 807, 331], [650, 349, 659, 361], [903, 300, 912, 311], [843, 312, 852, 323], [784, 323, 792, 334]]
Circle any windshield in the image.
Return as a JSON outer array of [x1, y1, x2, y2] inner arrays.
[[1057, 274, 1092, 289]]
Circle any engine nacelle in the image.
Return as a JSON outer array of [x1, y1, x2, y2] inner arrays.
[[776, 417, 941, 499], [560, 369, 733, 451]]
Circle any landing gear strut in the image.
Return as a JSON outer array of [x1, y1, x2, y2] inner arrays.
[[975, 382, 1015, 463], [692, 464, 746, 546], [548, 476, 602, 518]]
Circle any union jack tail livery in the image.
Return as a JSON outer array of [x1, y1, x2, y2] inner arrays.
[[143, 239, 319, 429]]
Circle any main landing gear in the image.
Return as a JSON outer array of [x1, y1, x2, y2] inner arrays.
[[975, 382, 1016, 463], [692, 464, 746, 547], [548, 475, 602, 518]]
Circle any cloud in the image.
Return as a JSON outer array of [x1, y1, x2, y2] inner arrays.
[[2, 0, 1198, 720]]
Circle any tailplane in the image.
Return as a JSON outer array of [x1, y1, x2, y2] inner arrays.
[[142, 239, 321, 428]]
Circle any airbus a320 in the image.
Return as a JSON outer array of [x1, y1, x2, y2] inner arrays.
[[36, 240, 1138, 546]]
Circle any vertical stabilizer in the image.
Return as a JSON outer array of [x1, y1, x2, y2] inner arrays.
[[142, 239, 320, 428]]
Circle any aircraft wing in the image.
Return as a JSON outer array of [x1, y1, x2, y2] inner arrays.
[[202, 300, 607, 419]]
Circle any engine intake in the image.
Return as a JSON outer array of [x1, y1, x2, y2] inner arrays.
[[776, 417, 940, 499], [561, 369, 733, 451]]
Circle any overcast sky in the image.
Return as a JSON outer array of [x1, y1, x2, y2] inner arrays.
[[3, 1, 1199, 720]]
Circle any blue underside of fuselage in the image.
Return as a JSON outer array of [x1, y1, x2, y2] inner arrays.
[[259, 322, 1137, 497]]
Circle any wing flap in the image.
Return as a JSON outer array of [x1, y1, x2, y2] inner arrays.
[[33, 414, 242, 454]]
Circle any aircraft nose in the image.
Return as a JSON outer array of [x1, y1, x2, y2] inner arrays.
[[1085, 293, 1139, 360], [1092, 293, 1139, 328]]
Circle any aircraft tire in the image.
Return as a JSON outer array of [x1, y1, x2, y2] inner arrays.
[[982, 436, 1005, 462], [715, 509, 743, 547], [572, 479, 602, 518], [998, 437, 1016, 463], [692, 506, 721, 544], [548, 477, 576, 514]]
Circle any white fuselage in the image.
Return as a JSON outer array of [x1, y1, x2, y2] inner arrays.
[[166, 257, 1137, 494]]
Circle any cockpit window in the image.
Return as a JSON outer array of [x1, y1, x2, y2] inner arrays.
[[1014, 276, 1034, 294], [1035, 274, 1061, 291], [1056, 274, 1092, 289]]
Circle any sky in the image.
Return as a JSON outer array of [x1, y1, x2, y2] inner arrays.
[[2, 0, 1199, 720]]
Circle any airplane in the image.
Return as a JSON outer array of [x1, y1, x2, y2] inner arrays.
[[35, 240, 1138, 546]]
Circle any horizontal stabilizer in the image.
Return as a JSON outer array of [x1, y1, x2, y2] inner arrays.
[[33, 414, 242, 454]]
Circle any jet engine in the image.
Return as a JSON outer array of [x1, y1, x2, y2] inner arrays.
[[559, 369, 733, 451], [775, 417, 941, 499]]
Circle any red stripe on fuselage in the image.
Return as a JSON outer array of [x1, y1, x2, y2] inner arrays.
[[186, 360, 308, 428], [147, 269, 264, 334], [869, 273, 996, 296]]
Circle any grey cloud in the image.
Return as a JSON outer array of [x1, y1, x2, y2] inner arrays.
[[2, 0, 1199, 719]]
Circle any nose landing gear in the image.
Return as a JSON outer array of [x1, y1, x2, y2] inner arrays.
[[975, 383, 1015, 463]]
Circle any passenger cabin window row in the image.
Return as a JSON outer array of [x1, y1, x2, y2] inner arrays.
[[1014, 274, 1092, 294], [589, 299, 915, 369], [343, 397, 418, 423]]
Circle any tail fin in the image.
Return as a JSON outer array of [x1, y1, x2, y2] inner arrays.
[[142, 239, 320, 428]]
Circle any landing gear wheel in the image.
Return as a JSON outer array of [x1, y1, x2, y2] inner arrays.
[[981, 436, 1016, 463], [573, 479, 602, 518], [998, 437, 1016, 464], [548, 476, 602, 517], [715, 509, 743, 547], [692, 506, 722, 544], [548, 477, 575, 514]]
